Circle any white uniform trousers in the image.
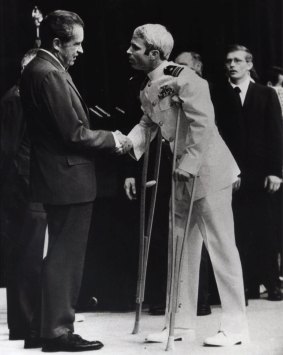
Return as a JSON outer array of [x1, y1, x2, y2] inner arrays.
[[169, 183, 247, 333]]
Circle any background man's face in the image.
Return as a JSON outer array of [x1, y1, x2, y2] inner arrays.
[[127, 36, 151, 72], [225, 50, 252, 83], [175, 52, 202, 76], [175, 53, 194, 67]]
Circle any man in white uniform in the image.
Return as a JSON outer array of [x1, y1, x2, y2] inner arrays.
[[124, 24, 248, 347]]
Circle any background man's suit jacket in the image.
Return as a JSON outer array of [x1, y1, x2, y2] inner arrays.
[[212, 81, 283, 185]]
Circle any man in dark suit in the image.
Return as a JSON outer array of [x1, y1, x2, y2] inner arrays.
[[0, 48, 47, 341], [20, 10, 132, 352], [212, 44, 282, 302]]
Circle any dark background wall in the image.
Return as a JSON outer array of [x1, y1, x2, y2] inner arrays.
[[1, 0, 283, 105]]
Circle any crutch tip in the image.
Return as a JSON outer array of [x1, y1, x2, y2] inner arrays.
[[132, 323, 139, 334], [165, 336, 175, 351]]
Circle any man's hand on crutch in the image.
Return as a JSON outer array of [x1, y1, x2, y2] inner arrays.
[[174, 168, 194, 181], [124, 178, 137, 200], [126, 128, 162, 335]]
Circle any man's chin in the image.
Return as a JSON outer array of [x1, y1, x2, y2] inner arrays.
[[131, 65, 143, 71]]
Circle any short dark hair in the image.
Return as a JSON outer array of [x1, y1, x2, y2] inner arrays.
[[226, 44, 253, 62], [40, 10, 84, 49], [267, 66, 283, 86]]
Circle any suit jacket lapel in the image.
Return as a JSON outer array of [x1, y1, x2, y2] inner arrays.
[[37, 50, 90, 120], [64, 72, 89, 120], [242, 81, 254, 110]]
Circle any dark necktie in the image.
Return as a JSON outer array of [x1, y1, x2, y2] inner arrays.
[[233, 86, 242, 107]]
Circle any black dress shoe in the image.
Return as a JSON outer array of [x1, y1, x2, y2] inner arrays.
[[42, 332, 104, 352], [24, 332, 42, 349], [197, 303, 211, 316], [267, 286, 283, 301]]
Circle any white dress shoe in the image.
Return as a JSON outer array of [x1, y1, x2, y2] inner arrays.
[[145, 328, 195, 343], [203, 330, 247, 347]]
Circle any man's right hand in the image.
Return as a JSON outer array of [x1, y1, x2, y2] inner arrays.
[[124, 177, 137, 200], [113, 131, 133, 155]]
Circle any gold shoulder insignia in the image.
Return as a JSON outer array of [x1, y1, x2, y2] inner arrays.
[[164, 65, 184, 77]]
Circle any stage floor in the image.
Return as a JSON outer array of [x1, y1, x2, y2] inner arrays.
[[0, 287, 283, 354]]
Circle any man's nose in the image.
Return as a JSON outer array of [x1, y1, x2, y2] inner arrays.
[[78, 44, 83, 54], [126, 47, 131, 54]]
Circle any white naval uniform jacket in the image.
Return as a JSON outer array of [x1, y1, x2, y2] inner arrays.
[[128, 60, 240, 200]]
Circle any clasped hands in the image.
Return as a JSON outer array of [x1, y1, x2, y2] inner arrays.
[[113, 130, 133, 155]]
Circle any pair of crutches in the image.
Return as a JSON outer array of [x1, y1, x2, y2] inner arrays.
[[132, 127, 163, 334], [132, 109, 197, 352]]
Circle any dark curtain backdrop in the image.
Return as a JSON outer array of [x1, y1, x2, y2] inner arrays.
[[1, 0, 283, 103], [0, 0, 283, 287]]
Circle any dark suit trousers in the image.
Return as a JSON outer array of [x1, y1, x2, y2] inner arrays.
[[232, 186, 280, 293], [5, 182, 46, 336], [39, 202, 93, 338]]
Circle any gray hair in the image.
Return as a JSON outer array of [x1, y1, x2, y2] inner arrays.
[[133, 24, 174, 60], [21, 48, 39, 71]]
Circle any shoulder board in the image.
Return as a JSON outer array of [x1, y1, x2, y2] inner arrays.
[[164, 65, 184, 77], [140, 76, 150, 91]]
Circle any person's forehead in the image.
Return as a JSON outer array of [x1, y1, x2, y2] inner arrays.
[[72, 24, 84, 38], [131, 35, 146, 48], [226, 50, 247, 59], [176, 53, 193, 63]]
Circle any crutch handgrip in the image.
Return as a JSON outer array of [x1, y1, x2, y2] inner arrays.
[[145, 180, 157, 188]]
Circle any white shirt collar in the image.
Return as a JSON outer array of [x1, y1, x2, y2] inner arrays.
[[39, 49, 66, 70], [148, 60, 169, 81], [229, 76, 251, 103]]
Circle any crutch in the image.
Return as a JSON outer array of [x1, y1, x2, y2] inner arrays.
[[165, 109, 197, 351], [281, 186, 283, 277], [132, 127, 163, 334]]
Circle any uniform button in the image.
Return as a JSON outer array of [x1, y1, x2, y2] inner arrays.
[[159, 121, 163, 126], [169, 137, 174, 142], [152, 101, 156, 107], [148, 82, 151, 87]]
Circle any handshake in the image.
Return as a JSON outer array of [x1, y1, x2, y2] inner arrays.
[[113, 130, 133, 155]]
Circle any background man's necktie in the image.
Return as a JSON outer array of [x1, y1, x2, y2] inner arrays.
[[233, 86, 242, 107]]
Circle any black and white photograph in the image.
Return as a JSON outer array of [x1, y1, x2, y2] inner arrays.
[[0, 1, 282, 354]]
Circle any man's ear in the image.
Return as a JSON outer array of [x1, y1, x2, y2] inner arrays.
[[149, 49, 160, 61], [53, 38, 61, 52], [247, 61, 253, 71]]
